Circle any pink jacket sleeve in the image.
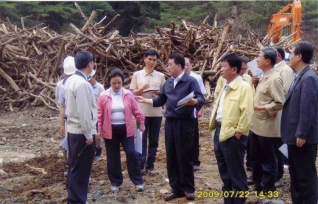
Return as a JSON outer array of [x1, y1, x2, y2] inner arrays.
[[129, 93, 145, 123], [96, 95, 104, 133]]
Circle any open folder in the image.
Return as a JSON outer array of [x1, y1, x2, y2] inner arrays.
[[143, 89, 159, 93], [177, 91, 194, 107], [135, 129, 142, 154]]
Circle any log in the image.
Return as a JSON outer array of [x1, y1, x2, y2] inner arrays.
[[0, 67, 22, 96]]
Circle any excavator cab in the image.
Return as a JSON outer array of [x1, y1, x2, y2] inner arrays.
[[266, 0, 302, 45]]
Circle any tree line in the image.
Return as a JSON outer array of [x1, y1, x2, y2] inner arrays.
[[0, 1, 317, 42]]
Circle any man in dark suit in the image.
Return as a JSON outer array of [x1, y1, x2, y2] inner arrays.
[[281, 41, 318, 204], [136, 53, 205, 201]]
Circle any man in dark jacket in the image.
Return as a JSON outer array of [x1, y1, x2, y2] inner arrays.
[[281, 41, 318, 204], [136, 53, 204, 201]]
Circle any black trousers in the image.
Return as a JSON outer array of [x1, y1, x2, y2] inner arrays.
[[104, 124, 143, 186], [288, 144, 317, 204], [191, 118, 200, 166], [276, 138, 285, 181], [138, 117, 162, 170], [67, 133, 95, 204], [165, 117, 195, 193], [250, 132, 278, 191], [245, 131, 252, 169], [214, 124, 248, 204]]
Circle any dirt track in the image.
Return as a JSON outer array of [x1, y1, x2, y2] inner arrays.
[[0, 106, 297, 204]]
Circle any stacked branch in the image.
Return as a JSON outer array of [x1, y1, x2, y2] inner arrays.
[[0, 5, 291, 110]]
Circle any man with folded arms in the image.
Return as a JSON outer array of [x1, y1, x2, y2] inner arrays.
[[250, 47, 284, 195]]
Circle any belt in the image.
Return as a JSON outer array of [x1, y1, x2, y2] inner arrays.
[[217, 122, 221, 126]]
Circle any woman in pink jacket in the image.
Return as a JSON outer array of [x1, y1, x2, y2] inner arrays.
[[96, 68, 145, 192]]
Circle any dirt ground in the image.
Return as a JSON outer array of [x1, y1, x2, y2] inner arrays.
[[0, 105, 297, 204]]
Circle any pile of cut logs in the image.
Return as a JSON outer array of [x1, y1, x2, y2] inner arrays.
[[0, 4, 296, 110]]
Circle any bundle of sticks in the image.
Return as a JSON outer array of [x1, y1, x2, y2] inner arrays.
[[0, 4, 294, 110]]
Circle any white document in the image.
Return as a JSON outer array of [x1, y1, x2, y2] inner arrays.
[[247, 58, 263, 77], [177, 91, 194, 107], [60, 136, 68, 151], [279, 143, 288, 159], [135, 128, 142, 154]]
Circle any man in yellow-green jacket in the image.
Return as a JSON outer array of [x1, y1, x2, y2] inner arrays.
[[208, 53, 254, 204]]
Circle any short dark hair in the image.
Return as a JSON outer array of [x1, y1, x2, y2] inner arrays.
[[144, 49, 159, 59], [273, 45, 285, 60], [75, 51, 93, 69], [240, 56, 249, 64], [293, 41, 314, 64], [107, 68, 124, 84], [169, 53, 185, 69], [221, 53, 242, 74], [261, 47, 277, 66]]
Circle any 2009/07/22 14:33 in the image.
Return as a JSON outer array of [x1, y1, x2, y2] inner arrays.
[[197, 190, 279, 198]]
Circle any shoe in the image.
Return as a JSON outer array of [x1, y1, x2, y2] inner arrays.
[[247, 175, 254, 185], [147, 169, 155, 175], [246, 167, 252, 172], [185, 192, 195, 200], [164, 192, 185, 201], [136, 184, 144, 192], [193, 165, 200, 171], [284, 164, 289, 169], [275, 179, 284, 188], [141, 169, 147, 175], [111, 185, 120, 192]]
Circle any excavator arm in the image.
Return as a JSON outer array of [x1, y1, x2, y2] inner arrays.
[[266, 0, 302, 44]]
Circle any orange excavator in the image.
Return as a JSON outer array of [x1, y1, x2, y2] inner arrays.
[[266, 0, 302, 44]]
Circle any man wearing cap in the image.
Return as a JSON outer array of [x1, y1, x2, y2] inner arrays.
[[87, 70, 105, 160], [64, 51, 97, 204], [55, 57, 78, 108], [58, 56, 77, 165]]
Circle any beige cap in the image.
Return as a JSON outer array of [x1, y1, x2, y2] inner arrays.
[[63, 56, 76, 75]]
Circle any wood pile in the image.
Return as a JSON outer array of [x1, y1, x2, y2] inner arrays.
[[0, 5, 278, 110]]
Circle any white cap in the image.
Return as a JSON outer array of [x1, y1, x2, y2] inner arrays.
[[63, 56, 76, 75], [87, 69, 96, 81]]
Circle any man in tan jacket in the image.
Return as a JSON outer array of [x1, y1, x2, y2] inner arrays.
[[273, 45, 294, 96], [273, 45, 294, 187], [250, 47, 285, 194]]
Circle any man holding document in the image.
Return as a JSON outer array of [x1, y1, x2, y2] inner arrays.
[[130, 49, 165, 175], [136, 53, 204, 201]]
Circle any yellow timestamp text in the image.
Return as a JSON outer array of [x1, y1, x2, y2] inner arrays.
[[197, 190, 279, 198]]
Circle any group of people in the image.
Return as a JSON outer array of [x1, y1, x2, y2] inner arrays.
[[56, 50, 206, 203], [55, 41, 317, 204], [209, 41, 317, 204]]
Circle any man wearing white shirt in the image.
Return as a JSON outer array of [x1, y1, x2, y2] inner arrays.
[[64, 51, 97, 204], [184, 57, 207, 171]]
